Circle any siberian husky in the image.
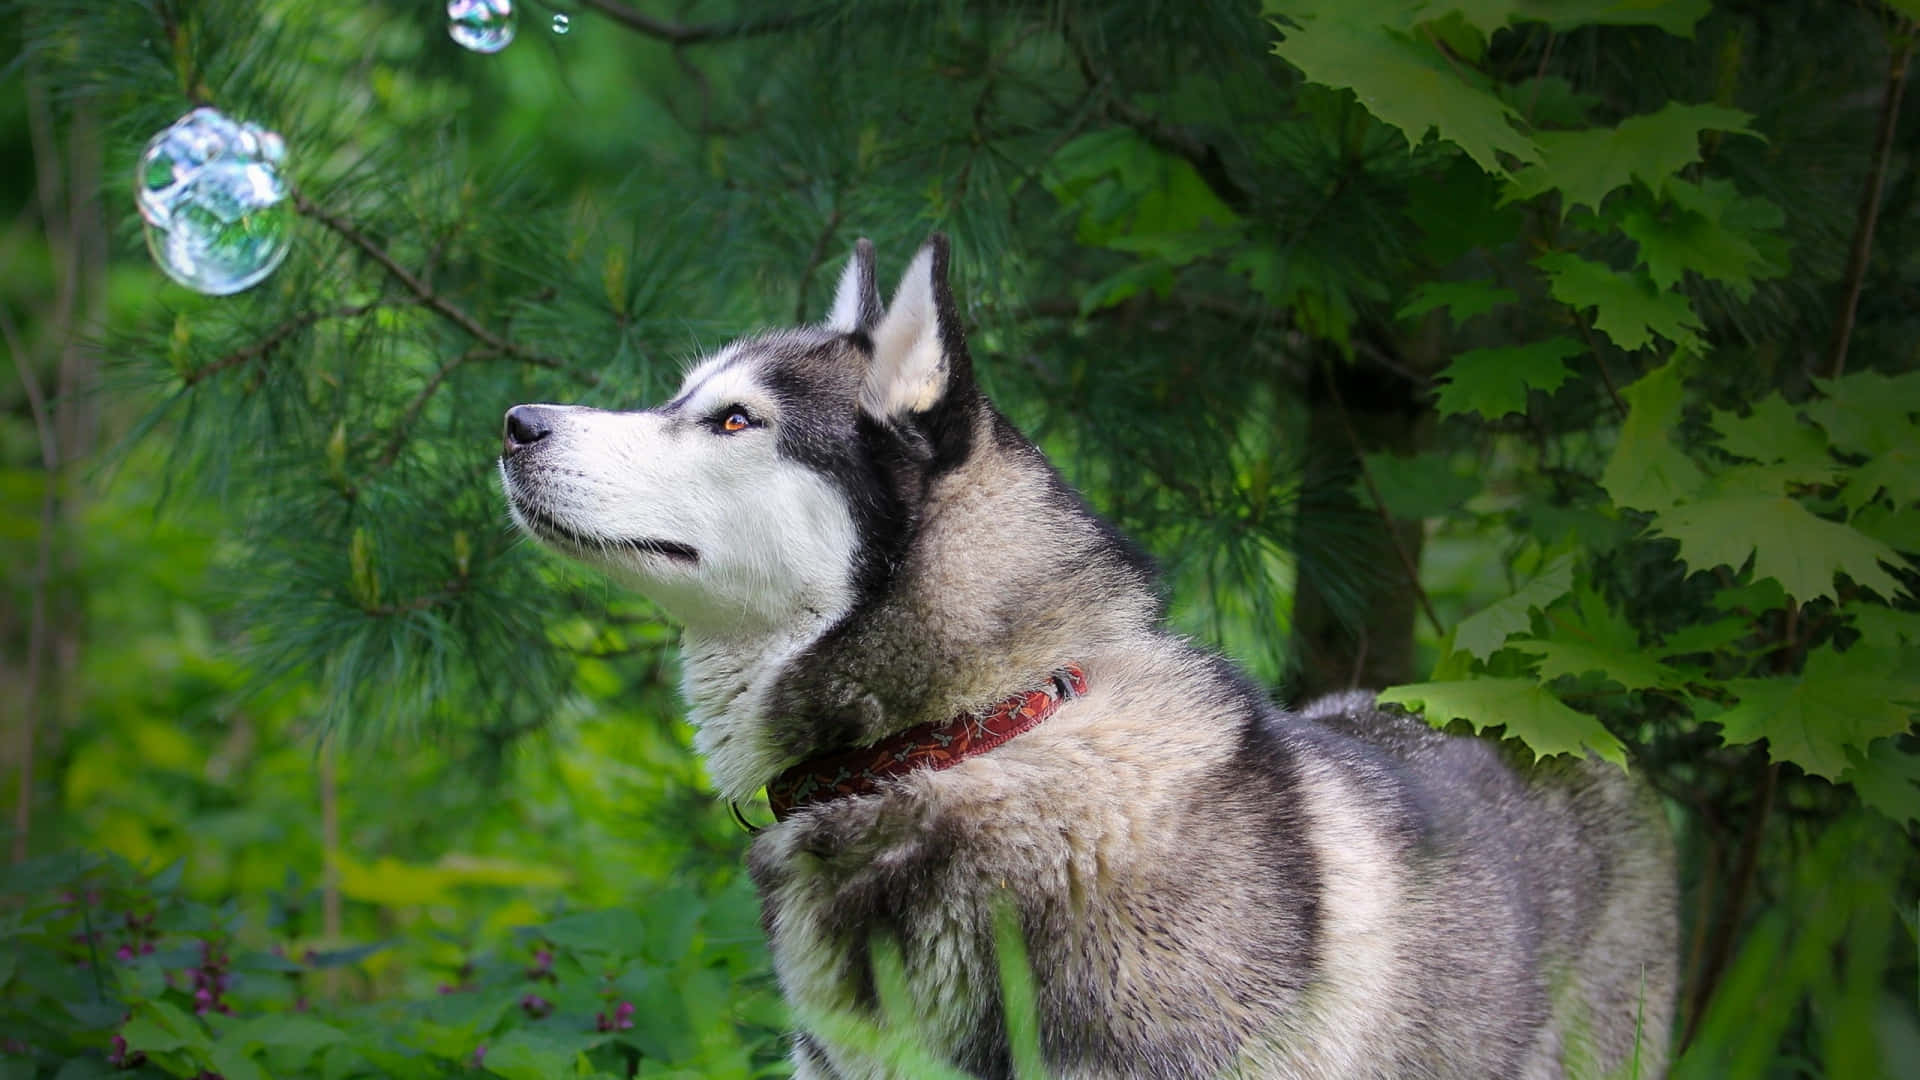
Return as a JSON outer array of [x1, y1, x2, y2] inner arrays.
[[498, 237, 1677, 1079]]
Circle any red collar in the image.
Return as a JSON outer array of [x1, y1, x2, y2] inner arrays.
[[765, 665, 1088, 821]]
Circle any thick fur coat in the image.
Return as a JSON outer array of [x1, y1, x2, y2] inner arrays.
[[499, 237, 1678, 1079]]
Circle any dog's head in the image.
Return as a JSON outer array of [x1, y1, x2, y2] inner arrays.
[[498, 237, 980, 632]]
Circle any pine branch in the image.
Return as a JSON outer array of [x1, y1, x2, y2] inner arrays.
[[791, 207, 846, 324], [578, 0, 830, 45], [1063, 24, 1251, 215], [1825, 17, 1914, 378], [373, 346, 498, 470], [186, 300, 400, 386], [291, 191, 599, 385]]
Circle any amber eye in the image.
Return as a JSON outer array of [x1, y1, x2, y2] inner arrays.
[[720, 409, 752, 433]]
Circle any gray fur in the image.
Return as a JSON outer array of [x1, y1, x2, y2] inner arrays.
[[500, 237, 1678, 1079]]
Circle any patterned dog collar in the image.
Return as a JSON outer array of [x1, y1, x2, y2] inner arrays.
[[765, 665, 1088, 821]]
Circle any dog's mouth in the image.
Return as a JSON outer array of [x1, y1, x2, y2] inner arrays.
[[512, 498, 700, 565]]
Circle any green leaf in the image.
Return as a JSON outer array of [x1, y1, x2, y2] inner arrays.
[[1433, 338, 1581, 419], [1656, 616, 1752, 658], [1806, 370, 1920, 457], [224, 1015, 349, 1055], [1710, 393, 1828, 466], [1379, 677, 1628, 768], [1621, 178, 1784, 297], [1270, 13, 1539, 174], [1358, 451, 1482, 519], [1853, 505, 1920, 554], [1601, 361, 1705, 511], [1453, 555, 1577, 661], [1513, 638, 1681, 690], [482, 1033, 583, 1080], [1514, 589, 1680, 690], [1705, 462, 1842, 498], [1396, 280, 1517, 325], [1535, 252, 1703, 352], [1714, 646, 1920, 779], [1841, 739, 1920, 828], [1045, 130, 1241, 256], [208, 1043, 270, 1080], [1842, 446, 1920, 514], [1649, 494, 1909, 604], [1511, 0, 1711, 35], [1504, 101, 1756, 214]]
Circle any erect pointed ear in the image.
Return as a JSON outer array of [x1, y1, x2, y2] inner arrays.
[[863, 234, 972, 420], [823, 238, 882, 334]]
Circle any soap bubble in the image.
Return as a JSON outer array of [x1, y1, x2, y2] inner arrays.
[[448, 0, 516, 53], [551, 13, 570, 34], [136, 107, 292, 296]]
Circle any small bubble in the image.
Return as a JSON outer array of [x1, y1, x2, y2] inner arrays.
[[135, 108, 292, 296], [551, 12, 570, 34], [447, 0, 516, 53]]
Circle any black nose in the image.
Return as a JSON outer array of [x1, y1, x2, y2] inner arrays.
[[502, 405, 553, 456]]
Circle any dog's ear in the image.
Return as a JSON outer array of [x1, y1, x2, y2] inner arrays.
[[863, 234, 972, 420], [823, 238, 882, 334]]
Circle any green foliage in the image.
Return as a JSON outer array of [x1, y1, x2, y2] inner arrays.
[[0, 854, 784, 1079]]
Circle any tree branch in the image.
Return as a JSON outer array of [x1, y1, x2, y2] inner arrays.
[[578, 0, 830, 45], [292, 191, 597, 385], [186, 300, 398, 386], [1825, 17, 1914, 378], [374, 346, 498, 470], [1063, 25, 1252, 214]]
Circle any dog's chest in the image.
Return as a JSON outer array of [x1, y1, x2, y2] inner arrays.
[[746, 807, 1000, 1064]]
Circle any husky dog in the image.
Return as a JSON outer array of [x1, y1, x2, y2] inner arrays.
[[498, 237, 1677, 1079]]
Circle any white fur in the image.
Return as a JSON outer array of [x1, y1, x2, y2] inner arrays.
[[824, 249, 870, 334], [863, 245, 947, 418]]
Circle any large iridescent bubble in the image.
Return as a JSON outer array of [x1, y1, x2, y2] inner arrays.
[[448, 0, 517, 53], [136, 108, 292, 296]]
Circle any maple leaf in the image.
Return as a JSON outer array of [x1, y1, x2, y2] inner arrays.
[[1601, 361, 1705, 511], [1358, 451, 1482, 520], [1649, 495, 1910, 604], [1511, 0, 1710, 35], [1453, 554, 1576, 660], [1621, 179, 1785, 298], [1705, 462, 1842, 498], [1379, 677, 1629, 768], [1504, 101, 1756, 214], [1709, 393, 1829, 466], [1841, 447, 1920, 514], [1806, 371, 1920, 458], [1712, 646, 1920, 779], [1841, 739, 1920, 829], [1514, 587, 1681, 690], [1853, 506, 1920, 555], [1432, 338, 1581, 419], [1535, 252, 1703, 352], [1270, 14, 1540, 175], [1396, 280, 1517, 325]]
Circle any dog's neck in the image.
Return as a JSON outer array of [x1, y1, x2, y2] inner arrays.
[[680, 613, 842, 802]]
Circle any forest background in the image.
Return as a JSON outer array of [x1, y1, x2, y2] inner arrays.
[[2, 0, 1917, 1077]]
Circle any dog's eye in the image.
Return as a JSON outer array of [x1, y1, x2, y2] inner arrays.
[[719, 408, 753, 433]]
